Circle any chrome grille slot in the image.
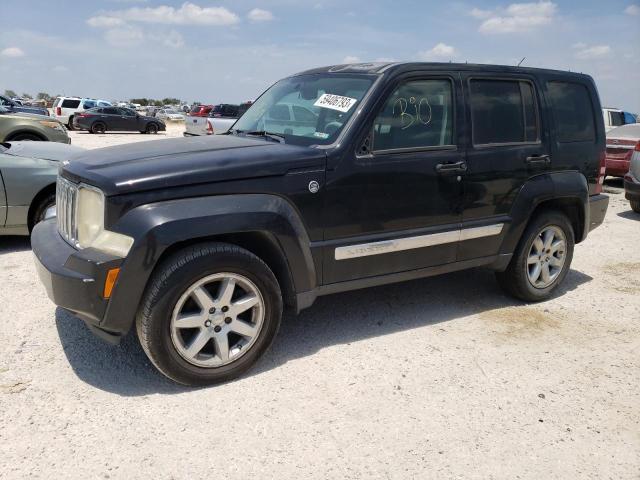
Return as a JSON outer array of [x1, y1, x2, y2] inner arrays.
[[56, 176, 79, 247]]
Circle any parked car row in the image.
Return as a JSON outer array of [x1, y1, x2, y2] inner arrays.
[[184, 102, 251, 136], [0, 94, 50, 116]]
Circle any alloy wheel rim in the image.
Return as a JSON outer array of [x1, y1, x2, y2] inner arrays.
[[526, 225, 567, 289], [170, 272, 265, 368]]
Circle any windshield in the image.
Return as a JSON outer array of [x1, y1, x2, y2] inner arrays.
[[233, 73, 376, 146], [164, 109, 180, 114]]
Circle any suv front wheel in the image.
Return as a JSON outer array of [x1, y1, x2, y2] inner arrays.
[[136, 242, 283, 386], [496, 211, 575, 302]]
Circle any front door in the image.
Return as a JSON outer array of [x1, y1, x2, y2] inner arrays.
[[458, 73, 550, 261], [322, 74, 465, 284]]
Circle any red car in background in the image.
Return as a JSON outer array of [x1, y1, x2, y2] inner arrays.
[[188, 105, 213, 117], [605, 124, 640, 177]]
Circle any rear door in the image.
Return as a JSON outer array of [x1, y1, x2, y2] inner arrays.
[[101, 107, 122, 130], [459, 73, 549, 261]]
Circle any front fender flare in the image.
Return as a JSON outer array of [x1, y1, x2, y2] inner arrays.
[[102, 194, 316, 334]]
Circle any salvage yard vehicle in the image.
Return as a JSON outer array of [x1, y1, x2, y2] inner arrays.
[[623, 136, 640, 213], [73, 107, 165, 134], [32, 62, 609, 386], [156, 108, 185, 122], [51, 97, 112, 131], [605, 123, 640, 177], [0, 107, 70, 143], [0, 142, 84, 235], [183, 103, 251, 136]]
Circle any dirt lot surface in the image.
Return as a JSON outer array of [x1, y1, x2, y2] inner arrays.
[[0, 131, 638, 479]]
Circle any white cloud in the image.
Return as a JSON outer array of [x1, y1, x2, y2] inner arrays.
[[573, 44, 611, 59], [1, 47, 25, 58], [470, 8, 492, 19], [247, 8, 274, 22], [418, 43, 458, 60], [470, 1, 557, 34], [625, 4, 640, 15], [104, 26, 145, 47], [87, 2, 239, 27], [342, 55, 361, 63], [159, 30, 185, 48], [87, 16, 126, 28]]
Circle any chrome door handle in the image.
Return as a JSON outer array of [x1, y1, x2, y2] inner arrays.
[[525, 154, 550, 165], [436, 161, 467, 173]]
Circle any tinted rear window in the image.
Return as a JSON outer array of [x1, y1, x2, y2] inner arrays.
[[610, 111, 625, 127], [61, 99, 81, 108], [83, 100, 96, 109], [548, 81, 595, 143], [469, 79, 539, 145]]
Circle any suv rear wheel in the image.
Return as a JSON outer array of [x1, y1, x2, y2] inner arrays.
[[136, 242, 282, 386], [631, 200, 640, 214], [496, 211, 574, 302]]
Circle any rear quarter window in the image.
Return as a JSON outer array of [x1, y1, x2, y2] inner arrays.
[[61, 99, 81, 109], [547, 81, 596, 143]]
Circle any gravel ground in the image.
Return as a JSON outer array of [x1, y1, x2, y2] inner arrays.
[[0, 132, 638, 479]]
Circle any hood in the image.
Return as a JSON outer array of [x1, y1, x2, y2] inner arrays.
[[4, 141, 84, 162], [62, 134, 326, 196]]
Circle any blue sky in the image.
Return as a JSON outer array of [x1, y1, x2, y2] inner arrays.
[[1, 0, 639, 111]]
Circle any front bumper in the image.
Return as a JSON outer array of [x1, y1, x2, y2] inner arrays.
[[624, 173, 640, 201], [588, 194, 609, 231], [32, 219, 124, 341]]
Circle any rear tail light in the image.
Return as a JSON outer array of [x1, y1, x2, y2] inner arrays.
[[635, 141, 640, 152], [206, 120, 214, 135], [56, 107, 61, 116], [595, 150, 606, 194]]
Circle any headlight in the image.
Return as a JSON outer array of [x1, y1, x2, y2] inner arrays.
[[76, 185, 134, 257], [38, 120, 65, 132]]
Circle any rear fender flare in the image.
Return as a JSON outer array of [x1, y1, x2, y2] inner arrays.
[[500, 171, 589, 255]]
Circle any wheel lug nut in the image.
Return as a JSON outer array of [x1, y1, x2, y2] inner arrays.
[[214, 326, 222, 333], [205, 320, 211, 327], [224, 317, 232, 324], [209, 307, 216, 314], [221, 306, 229, 313]]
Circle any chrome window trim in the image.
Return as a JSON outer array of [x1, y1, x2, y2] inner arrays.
[[335, 224, 504, 260]]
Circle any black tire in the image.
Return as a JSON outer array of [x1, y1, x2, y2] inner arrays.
[[8, 133, 43, 141], [146, 123, 158, 134], [30, 193, 55, 231], [631, 200, 640, 214], [67, 117, 74, 131], [495, 211, 575, 302], [91, 122, 106, 134], [136, 242, 283, 386]]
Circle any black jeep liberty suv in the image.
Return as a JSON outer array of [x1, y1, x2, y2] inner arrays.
[[32, 62, 609, 385]]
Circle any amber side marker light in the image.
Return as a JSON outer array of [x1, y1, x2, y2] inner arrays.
[[103, 268, 121, 299]]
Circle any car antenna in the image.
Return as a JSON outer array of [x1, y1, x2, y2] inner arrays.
[[517, 57, 526, 67]]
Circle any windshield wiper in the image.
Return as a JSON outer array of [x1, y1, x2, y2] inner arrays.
[[244, 130, 286, 143]]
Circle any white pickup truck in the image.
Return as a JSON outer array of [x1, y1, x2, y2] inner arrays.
[[183, 103, 250, 136]]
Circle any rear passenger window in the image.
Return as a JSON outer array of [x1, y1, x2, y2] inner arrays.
[[373, 79, 454, 151], [470, 79, 539, 145], [547, 82, 595, 143], [83, 100, 96, 109], [61, 99, 81, 109]]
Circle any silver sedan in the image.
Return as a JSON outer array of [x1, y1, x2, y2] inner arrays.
[[0, 141, 84, 235]]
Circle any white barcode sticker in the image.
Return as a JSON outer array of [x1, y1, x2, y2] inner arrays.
[[314, 94, 357, 113]]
